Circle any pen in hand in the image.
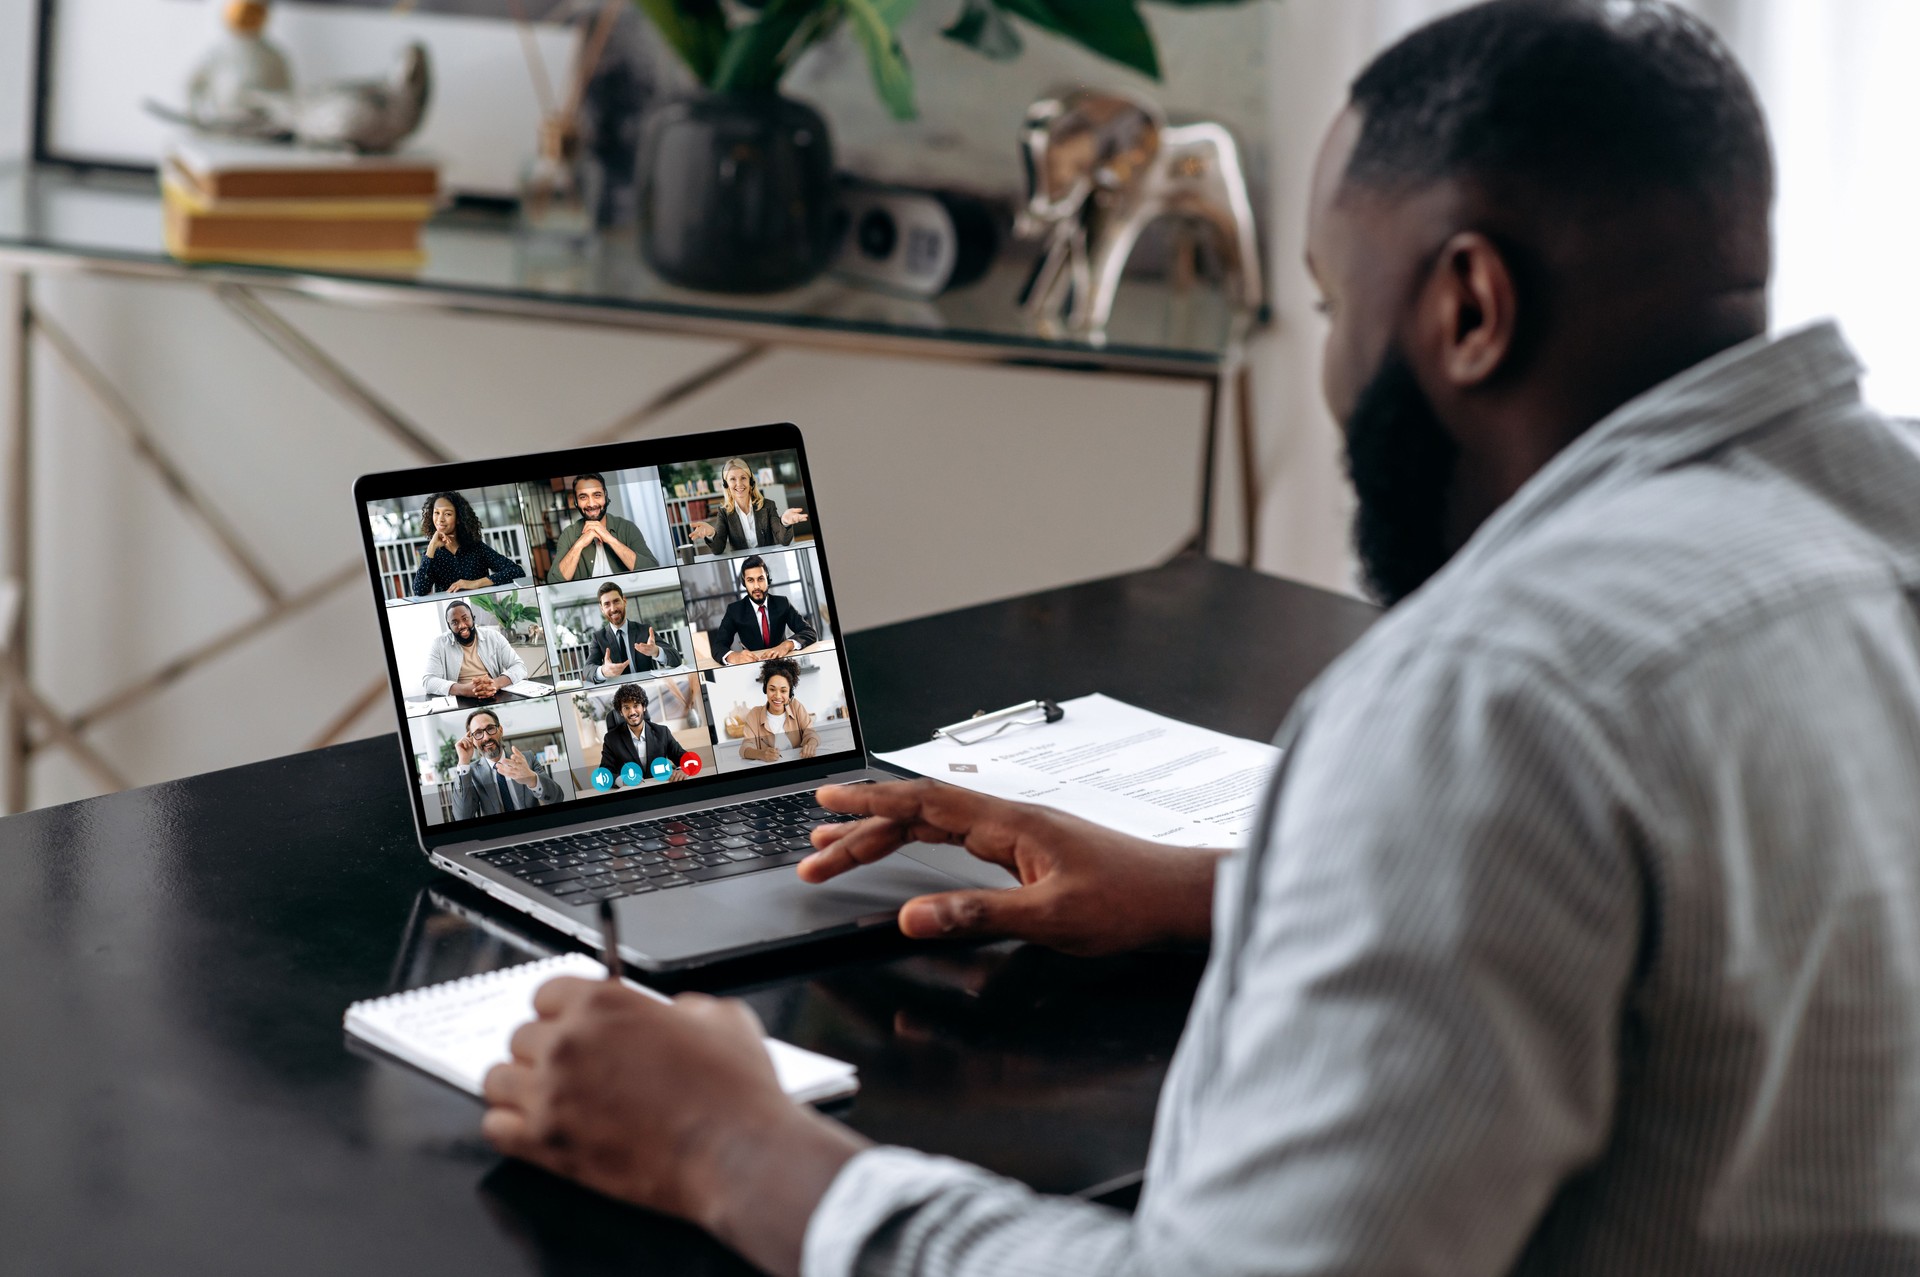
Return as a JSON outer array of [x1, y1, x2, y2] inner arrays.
[[598, 897, 621, 980]]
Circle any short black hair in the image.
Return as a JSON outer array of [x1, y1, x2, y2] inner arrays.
[[760, 657, 801, 692], [465, 709, 500, 732], [444, 600, 473, 624], [1346, 0, 1771, 210], [612, 682, 649, 717], [573, 472, 607, 496], [739, 554, 767, 583], [597, 581, 624, 601]]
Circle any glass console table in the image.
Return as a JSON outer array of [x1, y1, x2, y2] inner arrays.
[[0, 160, 1261, 812]]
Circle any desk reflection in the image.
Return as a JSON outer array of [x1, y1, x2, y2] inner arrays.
[[376, 883, 1202, 1212]]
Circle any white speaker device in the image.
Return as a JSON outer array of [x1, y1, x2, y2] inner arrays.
[[830, 181, 1000, 298]]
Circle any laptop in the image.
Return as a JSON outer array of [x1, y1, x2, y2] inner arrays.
[[355, 422, 1002, 971]]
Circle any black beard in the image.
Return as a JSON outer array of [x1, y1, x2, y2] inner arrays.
[[1344, 347, 1462, 607], [452, 626, 476, 646]]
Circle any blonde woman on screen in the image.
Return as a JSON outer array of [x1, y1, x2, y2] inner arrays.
[[688, 458, 808, 555]]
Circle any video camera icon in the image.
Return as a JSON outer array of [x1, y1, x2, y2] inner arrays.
[[620, 762, 645, 787], [649, 757, 673, 780], [590, 767, 613, 791]]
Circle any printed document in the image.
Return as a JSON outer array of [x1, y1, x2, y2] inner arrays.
[[877, 693, 1280, 848]]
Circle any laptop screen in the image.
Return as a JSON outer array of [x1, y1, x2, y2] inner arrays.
[[359, 432, 859, 835]]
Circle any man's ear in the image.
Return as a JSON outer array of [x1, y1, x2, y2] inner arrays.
[[1419, 230, 1518, 388]]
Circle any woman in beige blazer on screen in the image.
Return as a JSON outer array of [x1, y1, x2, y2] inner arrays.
[[736, 658, 820, 762], [689, 457, 809, 555]]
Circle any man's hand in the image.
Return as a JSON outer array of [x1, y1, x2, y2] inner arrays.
[[498, 746, 538, 789], [670, 767, 689, 782], [450, 578, 490, 592], [600, 655, 630, 678], [723, 650, 752, 666], [482, 978, 869, 1277], [454, 733, 477, 766], [469, 675, 499, 699], [582, 519, 608, 544], [803, 780, 1224, 956], [633, 626, 660, 658]]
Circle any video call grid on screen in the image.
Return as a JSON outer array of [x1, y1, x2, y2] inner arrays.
[[365, 442, 859, 830]]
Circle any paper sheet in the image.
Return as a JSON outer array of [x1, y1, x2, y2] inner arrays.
[[877, 693, 1280, 848]]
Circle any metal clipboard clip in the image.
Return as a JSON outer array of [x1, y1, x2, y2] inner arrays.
[[932, 699, 1065, 746]]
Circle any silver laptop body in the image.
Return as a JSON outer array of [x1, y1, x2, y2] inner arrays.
[[355, 423, 1004, 971]]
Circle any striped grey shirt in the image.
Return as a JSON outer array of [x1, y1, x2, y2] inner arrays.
[[803, 322, 1920, 1277]]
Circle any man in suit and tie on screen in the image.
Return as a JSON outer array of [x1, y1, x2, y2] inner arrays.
[[447, 709, 562, 819], [708, 555, 818, 666], [584, 581, 681, 685]]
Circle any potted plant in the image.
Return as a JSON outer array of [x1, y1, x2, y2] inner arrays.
[[630, 0, 1231, 292], [470, 589, 543, 644]]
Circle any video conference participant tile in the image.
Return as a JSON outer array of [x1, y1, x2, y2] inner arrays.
[[703, 654, 852, 773], [518, 466, 675, 586], [366, 485, 538, 603], [680, 545, 836, 670], [538, 567, 693, 690], [388, 585, 552, 710], [407, 696, 575, 826], [560, 675, 717, 794], [660, 449, 814, 565]]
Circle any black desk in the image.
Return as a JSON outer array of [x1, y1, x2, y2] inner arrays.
[[0, 558, 1375, 1276]]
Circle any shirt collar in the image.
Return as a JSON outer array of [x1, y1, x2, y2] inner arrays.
[[1452, 320, 1863, 571]]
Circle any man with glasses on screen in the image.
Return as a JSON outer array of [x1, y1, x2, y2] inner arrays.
[[547, 473, 658, 583], [448, 709, 561, 819]]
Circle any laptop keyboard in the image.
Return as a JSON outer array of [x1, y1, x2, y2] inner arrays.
[[469, 790, 864, 903]]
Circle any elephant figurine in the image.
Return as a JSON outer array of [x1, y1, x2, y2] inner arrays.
[[1016, 91, 1263, 337]]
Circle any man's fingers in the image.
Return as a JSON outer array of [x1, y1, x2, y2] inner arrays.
[[482, 1059, 534, 1106], [530, 975, 602, 1017], [480, 1104, 531, 1154], [507, 1016, 558, 1062], [815, 779, 986, 830], [796, 817, 911, 882], [898, 887, 1036, 941]]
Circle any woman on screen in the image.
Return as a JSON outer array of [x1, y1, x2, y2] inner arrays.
[[689, 457, 809, 555], [737, 658, 820, 762], [412, 491, 527, 596]]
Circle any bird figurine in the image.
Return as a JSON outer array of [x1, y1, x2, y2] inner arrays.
[[147, 42, 433, 155]]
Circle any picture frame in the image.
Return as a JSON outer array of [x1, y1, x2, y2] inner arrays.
[[32, 0, 579, 196]]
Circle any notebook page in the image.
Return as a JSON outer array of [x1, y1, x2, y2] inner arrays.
[[346, 953, 856, 1100]]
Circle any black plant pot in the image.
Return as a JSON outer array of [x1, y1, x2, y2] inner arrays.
[[636, 92, 835, 294]]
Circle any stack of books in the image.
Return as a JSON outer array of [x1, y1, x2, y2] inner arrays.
[[161, 136, 440, 272]]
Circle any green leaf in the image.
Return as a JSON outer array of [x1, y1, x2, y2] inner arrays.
[[942, 0, 1024, 59], [631, 0, 731, 85], [712, 0, 822, 92], [843, 0, 920, 120], [989, 0, 1160, 79]]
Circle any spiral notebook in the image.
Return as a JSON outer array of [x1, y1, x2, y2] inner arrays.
[[344, 952, 859, 1104]]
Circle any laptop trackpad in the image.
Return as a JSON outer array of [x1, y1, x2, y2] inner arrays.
[[706, 854, 972, 943]]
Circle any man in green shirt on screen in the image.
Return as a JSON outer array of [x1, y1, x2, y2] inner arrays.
[[546, 472, 658, 583]]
